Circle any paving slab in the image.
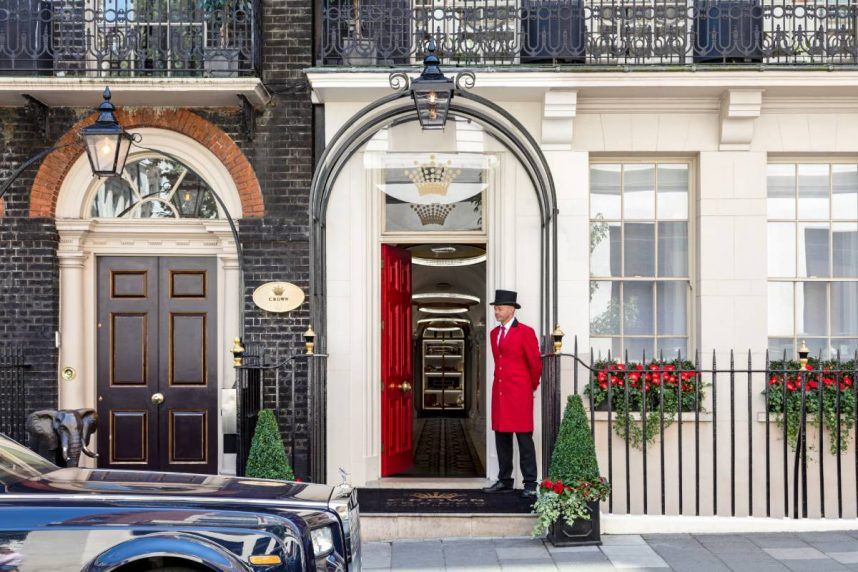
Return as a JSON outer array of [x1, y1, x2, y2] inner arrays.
[[644, 534, 732, 572], [600, 545, 670, 568]]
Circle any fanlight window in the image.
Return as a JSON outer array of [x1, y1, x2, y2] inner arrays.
[[89, 155, 221, 219]]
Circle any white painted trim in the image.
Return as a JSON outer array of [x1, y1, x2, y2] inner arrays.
[[57, 128, 244, 220], [602, 514, 858, 534], [56, 218, 240, 475]]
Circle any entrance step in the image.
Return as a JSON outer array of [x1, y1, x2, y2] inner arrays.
[[361, 513, 536, 541], [365, 478, 491, 489]]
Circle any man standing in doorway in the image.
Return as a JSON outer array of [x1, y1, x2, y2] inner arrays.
[[482, 289, 543, 499]]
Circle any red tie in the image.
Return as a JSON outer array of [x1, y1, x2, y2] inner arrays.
[[498, 325, 506, 346]]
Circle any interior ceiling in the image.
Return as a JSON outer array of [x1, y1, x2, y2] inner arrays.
[[407, 244, 487, 332]]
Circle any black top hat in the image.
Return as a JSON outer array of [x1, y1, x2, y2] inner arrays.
[[490, 289, 520, 309]]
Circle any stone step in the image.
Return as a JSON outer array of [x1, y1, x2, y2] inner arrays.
[[361, 513, 537, 542]]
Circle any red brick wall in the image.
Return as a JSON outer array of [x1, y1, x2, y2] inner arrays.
[[29, 109, 264, 218]]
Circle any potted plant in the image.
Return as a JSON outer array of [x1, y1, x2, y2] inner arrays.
[[533, 394, 610, 546], [693, 0, 763, 63], [202, 0, 247, 77], [520, 0, 586, 64], [245, 409, 295, 481]]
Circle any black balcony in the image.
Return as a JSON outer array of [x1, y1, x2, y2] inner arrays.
[[0, 0, 259, 77], [318, 0, 858, 67]]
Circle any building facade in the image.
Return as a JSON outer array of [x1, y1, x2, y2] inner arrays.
[[0, 0, 857, 522]]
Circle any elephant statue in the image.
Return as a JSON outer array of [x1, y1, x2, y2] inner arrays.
[[25, 409, 98, 468]]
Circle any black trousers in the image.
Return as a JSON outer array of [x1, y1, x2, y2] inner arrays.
[[495, 431, 537, 489]]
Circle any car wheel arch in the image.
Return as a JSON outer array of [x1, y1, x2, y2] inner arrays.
[[83, 532, 249, 572]]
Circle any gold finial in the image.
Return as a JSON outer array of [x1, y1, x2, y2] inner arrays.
[[552, 324, 565, 354], [798, 339, 810, 370], [304, 325, 316, 355], [230, 337, 245, 367]]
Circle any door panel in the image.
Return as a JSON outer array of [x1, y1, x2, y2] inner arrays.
[[97, 256, 217, 474], [381, 245, 413, 476]]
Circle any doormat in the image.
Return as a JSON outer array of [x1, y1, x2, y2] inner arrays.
[[356, 488, 535, 514]]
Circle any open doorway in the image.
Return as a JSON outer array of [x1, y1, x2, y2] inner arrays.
[[381, 243, 486, 478]]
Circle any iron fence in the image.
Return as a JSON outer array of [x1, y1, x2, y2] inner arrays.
[[319, 0, 858, 67], [542, 339, 858, 519], [235, 342, 327, 481], [0, 0, 259, 76], [0, 345, 29, 444]]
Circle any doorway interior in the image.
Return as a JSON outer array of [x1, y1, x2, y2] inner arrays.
[[381, 243, 487, 479]]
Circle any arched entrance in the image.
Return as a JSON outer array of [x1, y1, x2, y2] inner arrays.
[[53, 126, 250, 475], [309, 91, 559, 486]]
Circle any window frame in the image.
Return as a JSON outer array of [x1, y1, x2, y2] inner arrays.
[[766, 157, 858, 360], [588, 156, 697, 362]]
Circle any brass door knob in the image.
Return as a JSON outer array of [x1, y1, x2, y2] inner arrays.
[[151, 393, 165, 405], [398, 382, 412, 392]]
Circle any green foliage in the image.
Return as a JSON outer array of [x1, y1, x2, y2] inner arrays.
[[245, 410, 295, 481], [548, 395, 602, 484], [766, 358, 856, 455], [532, 395, 610, 537], [584, 359, 706, 449]]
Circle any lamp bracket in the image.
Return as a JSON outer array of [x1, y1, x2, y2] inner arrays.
[[388, 72, 411, 92], [454, 72, 476, 91]]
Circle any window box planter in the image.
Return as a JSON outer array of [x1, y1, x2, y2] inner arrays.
[[693, 0, 763, 63], [548, 499, 602, 547], [520, 0, 586, 64]]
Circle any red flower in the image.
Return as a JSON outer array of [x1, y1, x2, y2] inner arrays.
[[823, 377, 834, 386], [806, 365, 815, 371], [769, 376, 780, 386], [635, 364, 645, 371], [598, 371, 607, 382], [617, 363, 626, 371], [807, 380, 819, 390], [553, 482, 565, 494], [844, 376, 853, 387], [541, 479, 553, 490]]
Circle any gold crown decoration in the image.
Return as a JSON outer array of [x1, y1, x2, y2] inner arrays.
[[410, 203, 454, 226], [403, 154, 462, 197], [272, 285, 285, 296]]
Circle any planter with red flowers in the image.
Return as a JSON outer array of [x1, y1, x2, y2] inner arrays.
[[583, 358, 706, 449], [532, 394, 610, 546], [766, 358, 857, 455]]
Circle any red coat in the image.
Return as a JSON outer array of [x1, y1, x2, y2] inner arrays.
[[490, 319, 543, 433]]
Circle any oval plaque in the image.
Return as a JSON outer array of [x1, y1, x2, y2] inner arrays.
[[252, 282, 305, 313]]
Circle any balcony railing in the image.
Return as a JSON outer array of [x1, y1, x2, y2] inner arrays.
[[0, 0, 259, 77], [318, 0, 858, 67]]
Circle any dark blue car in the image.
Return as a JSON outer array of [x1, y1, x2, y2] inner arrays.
[[0, 435, 361, 571]]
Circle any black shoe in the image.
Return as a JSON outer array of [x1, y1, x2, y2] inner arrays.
[[482, 481, 514, 494], [520, 487, 537, 499]]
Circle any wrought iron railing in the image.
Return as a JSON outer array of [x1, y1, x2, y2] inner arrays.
[[318, 0, 858, 67], [542, 339, 858, 519], [0, 345, 30, 444], [0, 0, 259, 77]]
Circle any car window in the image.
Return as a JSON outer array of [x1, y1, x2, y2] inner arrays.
[[0, 434, 56, 487]]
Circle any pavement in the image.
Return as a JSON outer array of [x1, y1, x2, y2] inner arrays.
[[361, 532, 858, 571]]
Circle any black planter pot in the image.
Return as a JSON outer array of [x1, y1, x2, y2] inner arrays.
[[548, 499, 602, 546], [520, 0, 586, 64], [693, 0, 763, 63]]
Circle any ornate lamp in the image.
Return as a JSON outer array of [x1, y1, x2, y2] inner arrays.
[[552, 325, 565, 354], [409, 39, 454, 131], [798, 339, 810, 370], [230, 337, 245, 367], [80, 87, 134, 177], [304, 325, 316, 355]]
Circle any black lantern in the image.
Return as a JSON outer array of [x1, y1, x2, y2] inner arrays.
[[410, 39, 454, 131], [80, 87, 133, 178]]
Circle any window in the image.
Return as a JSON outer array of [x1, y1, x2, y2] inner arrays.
[[89, 154, 221, 219], [589, 161, 692, 361], [767, 162, 858, 359]]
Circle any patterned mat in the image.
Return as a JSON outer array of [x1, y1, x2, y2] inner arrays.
[[396, 418, 483, 478], [356, 488, 535, 514]]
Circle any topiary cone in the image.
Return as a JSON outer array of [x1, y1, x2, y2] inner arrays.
[[548, 394, 601, 484], [245, 409, 295, 481]]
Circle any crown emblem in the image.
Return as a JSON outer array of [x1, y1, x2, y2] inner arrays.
[[410, 203, 454, 226], [404, 155, 461, 196], [272, 285, 285, 296]]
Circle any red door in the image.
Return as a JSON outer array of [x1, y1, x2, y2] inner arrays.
[[381, 245, 413, 476]]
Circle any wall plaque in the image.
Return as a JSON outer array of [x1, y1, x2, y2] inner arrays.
[[252, 282, 305, 313]]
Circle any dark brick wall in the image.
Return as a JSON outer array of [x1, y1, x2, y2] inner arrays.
[[0, 0, 318, 477]]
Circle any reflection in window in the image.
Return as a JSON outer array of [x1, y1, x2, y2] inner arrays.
[[377, 153, 493, 233], [89, 155, 221, 219], [589, 161, 692, 361], [767, 162, 858, 359]]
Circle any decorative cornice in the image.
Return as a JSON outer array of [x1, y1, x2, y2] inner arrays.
[[720, 89, 763, 151]]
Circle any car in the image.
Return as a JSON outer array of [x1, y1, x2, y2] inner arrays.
[[0, 434, 361, 571]]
